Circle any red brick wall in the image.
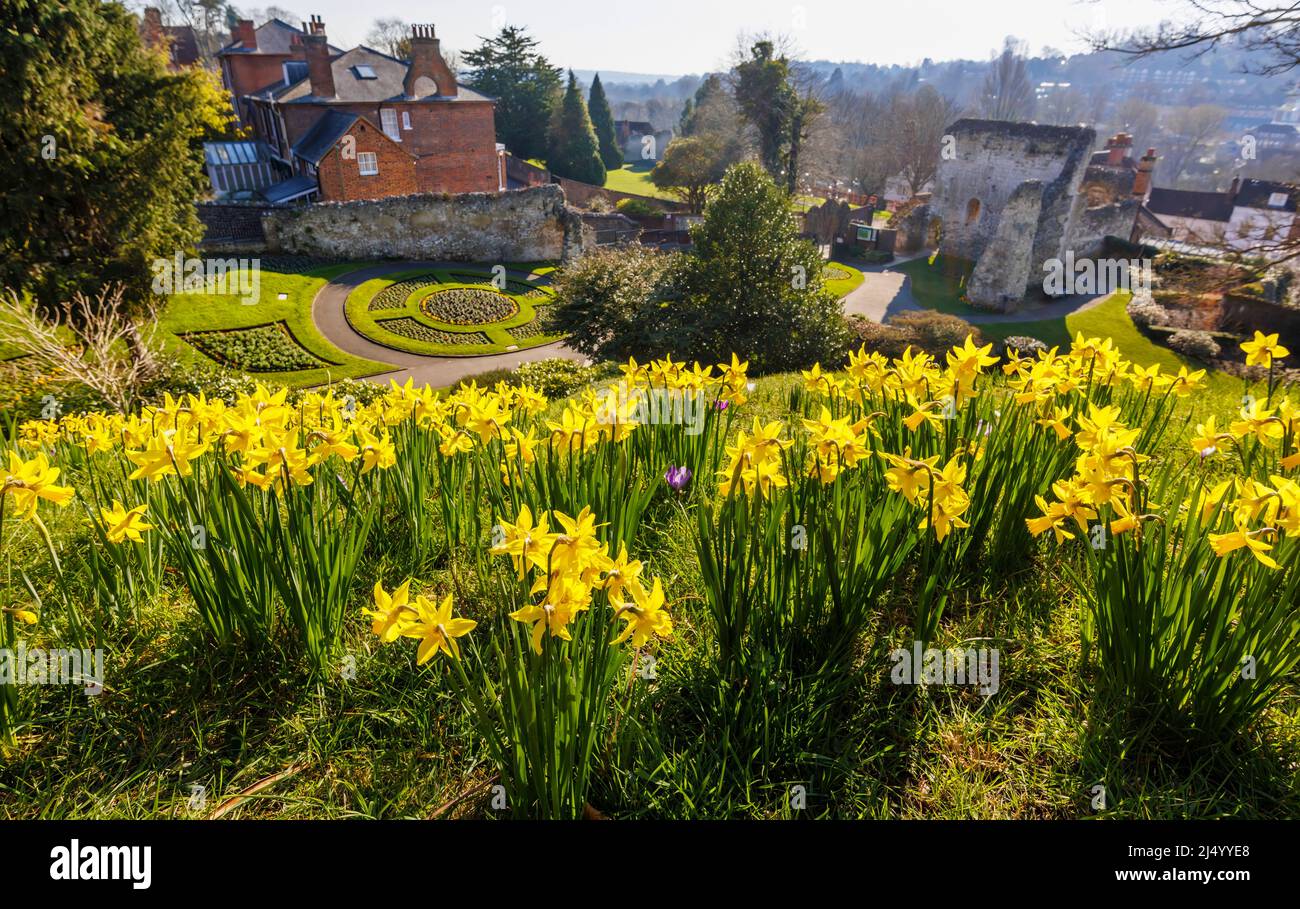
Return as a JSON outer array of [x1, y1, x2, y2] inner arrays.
[[316, 119, 418, 201], [221, 54, 292, 122], [280, 101, 498, 194]]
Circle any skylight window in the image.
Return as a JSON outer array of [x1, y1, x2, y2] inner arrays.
[[1268, 192, 1289, 208], [353, 65, 377, 80]]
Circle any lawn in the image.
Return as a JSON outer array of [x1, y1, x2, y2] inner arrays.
[[603, 162, 676, 200], [158, 262, 393, 388]]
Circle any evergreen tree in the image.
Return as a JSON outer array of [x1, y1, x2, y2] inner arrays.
[[548, 71, 606, 185], [587, 74, 623, 171], [0, 0, 232, 315], [673, 162, 848, 371], [462, 26, 562, 161]]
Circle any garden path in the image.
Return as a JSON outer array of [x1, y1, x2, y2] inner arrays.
[[311, 261, 584, 388]]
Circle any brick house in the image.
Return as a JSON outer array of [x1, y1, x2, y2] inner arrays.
[[139, 7, 200, 70], [215, 17, 504, 202]]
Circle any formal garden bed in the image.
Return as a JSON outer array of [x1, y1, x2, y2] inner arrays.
[[180, 321, 334, 373], [345, 265, 564, 357]]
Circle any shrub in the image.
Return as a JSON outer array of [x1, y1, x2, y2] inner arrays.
[[849, 311, 983, 360], [616, 197, 659, 217], [1166, 329, 1222, 361], [546, 246, 679, 361], [451, 368, 519, 392], [1126, 290, 1173, 329], [514, 357, 599, 397]]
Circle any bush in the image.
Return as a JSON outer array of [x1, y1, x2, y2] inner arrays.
[[451, 368, 519, 392], [616, 197, 659, 217], [1127, 290, 1174, 329], [514, 357, 599, 397], [849, 311, 983, 360], [1166, 329, 1221, 361], [546, 246, 679, 361]]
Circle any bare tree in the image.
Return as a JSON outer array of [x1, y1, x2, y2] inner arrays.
[[0, 288, 163, 414], [1087, 0, 1300, 76], [1162, 104, 1227, 183], [366, 17, 410, 58], [891, 85, 962, 196], [979, 37, 1036, 121]]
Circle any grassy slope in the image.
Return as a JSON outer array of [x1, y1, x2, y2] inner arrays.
[[157, 263, 393, 388], [603, 162, 676, 200], [1, 361, 1294, 819]]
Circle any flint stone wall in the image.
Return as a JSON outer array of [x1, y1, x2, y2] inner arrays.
[[261, 185, 587, 262]]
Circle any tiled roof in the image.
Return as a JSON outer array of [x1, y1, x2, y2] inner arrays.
[[291, 111, 359, 164], [1145, 187, 1234, 222], [277, 46, 491, 103]]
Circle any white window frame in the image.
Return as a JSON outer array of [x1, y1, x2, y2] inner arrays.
[[380, 108, 401, 142], [357, 152, 378, 176], [401, 111, 412, 131]]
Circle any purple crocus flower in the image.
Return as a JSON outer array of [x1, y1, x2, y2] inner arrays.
[[664, 465, 692, 492], [715, 399, 730, 411]]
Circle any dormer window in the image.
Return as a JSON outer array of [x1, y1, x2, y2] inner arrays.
[[353, 65, 377, 79]]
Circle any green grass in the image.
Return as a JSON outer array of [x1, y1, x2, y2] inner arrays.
[[824, 261, 865, 298], [344, 266, 563, 358], [603, 162, 675, 200], [158, 263, 393, 388]]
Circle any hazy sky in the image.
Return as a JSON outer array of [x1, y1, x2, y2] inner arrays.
[[220, 0, 1182, 75]]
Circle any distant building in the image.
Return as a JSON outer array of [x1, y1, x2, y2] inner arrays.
[[212, 17, 503, 203], [139, 7, 200, 70], [1144, 178, 1300, 257]]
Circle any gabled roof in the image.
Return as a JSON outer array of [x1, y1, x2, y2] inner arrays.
[[218, 19, 342, 56], [277, 46, 490, 104], [163, 25, 200, 66], [291, 111, 359, 164], [1145, 187, 1234, 223]]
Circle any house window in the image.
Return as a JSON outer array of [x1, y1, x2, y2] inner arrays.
[[357, 152, 378, 176], [353, 65, 377, 79], [401, 111, 412, 131], [1269, 192, 1289, 208], [380, 109, 401, 142]]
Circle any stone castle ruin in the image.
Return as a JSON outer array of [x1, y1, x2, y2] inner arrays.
[[927, 119, 1155, 311]]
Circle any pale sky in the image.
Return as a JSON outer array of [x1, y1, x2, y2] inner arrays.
[[219, 0, 1183, 75]]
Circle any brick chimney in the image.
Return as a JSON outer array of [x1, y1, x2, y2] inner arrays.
[[1105, 132, 1133, 167], [1133, 148, 1156, 199], [142, 7, 164, 47], [305, 16, 334, 98], [404, 24, 457, 98], [289, 33, 306, 61], [232, 18, 256, 50]]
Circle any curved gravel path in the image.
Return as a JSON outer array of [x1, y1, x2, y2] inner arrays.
[[311, 261, 584, 388]]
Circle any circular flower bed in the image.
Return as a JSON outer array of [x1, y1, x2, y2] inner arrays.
[[420, 288, 519, 325]]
